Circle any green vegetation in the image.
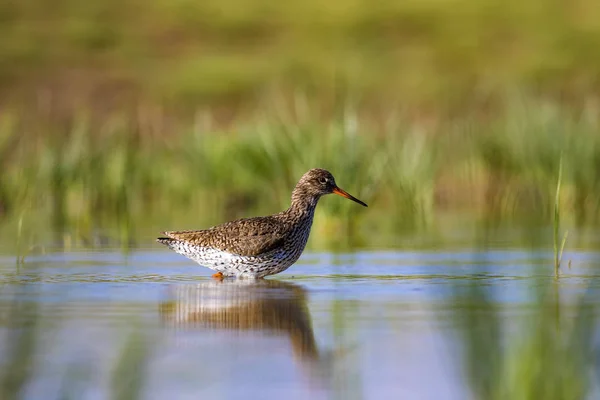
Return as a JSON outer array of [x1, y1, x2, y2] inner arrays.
[[553, 155, 568, 278], [1, 0, 600, 110], [2, 2, 599, 397], [1, 98, 600, 251], [1, 0, 600, 252], [1, 0, 600, 251]]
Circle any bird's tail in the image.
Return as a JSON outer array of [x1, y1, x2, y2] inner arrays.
[[157, 237, 175, 246]]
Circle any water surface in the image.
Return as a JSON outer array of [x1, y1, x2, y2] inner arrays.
[[1, 245, 600, 399]]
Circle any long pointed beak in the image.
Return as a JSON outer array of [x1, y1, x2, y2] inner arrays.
[[332, 187, 368, 207]]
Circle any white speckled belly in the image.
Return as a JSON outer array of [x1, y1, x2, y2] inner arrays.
[[166, 239, 305, 278]]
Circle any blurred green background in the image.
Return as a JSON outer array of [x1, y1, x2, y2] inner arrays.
[[2, 3, 600, 399], [1, 0, 600, 250]]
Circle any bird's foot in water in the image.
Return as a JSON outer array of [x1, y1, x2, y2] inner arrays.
[[212, 272, 224, 280]]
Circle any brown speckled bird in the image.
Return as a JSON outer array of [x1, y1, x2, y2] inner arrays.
[[157, 168, 367, 279]]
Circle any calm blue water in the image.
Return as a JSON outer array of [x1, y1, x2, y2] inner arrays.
[[1, 247, 600, 399]]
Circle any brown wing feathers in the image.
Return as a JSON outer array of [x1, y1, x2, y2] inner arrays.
[[159, 216, 289, 257]]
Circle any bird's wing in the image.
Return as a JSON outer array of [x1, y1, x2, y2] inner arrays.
[[161, 216, 288, 257]]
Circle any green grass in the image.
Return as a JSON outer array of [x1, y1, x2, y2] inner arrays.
[[1, 97, 600, 250], [1, 0, 600, 110], [2, 0, 600, 252], [553, 155, 568, 278]]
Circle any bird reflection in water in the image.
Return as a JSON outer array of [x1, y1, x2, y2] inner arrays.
[[159, 279, 326, 382]]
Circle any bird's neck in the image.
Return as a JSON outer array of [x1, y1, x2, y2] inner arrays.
[[287, 191, 320, 220]]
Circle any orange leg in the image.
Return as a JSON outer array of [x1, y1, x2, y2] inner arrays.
[[212, 271, 224, 280]]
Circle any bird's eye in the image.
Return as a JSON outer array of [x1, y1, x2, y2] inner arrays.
[[318, 177, 328, 185]]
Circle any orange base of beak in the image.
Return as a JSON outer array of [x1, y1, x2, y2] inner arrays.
[[332, 187, 368, 207]]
